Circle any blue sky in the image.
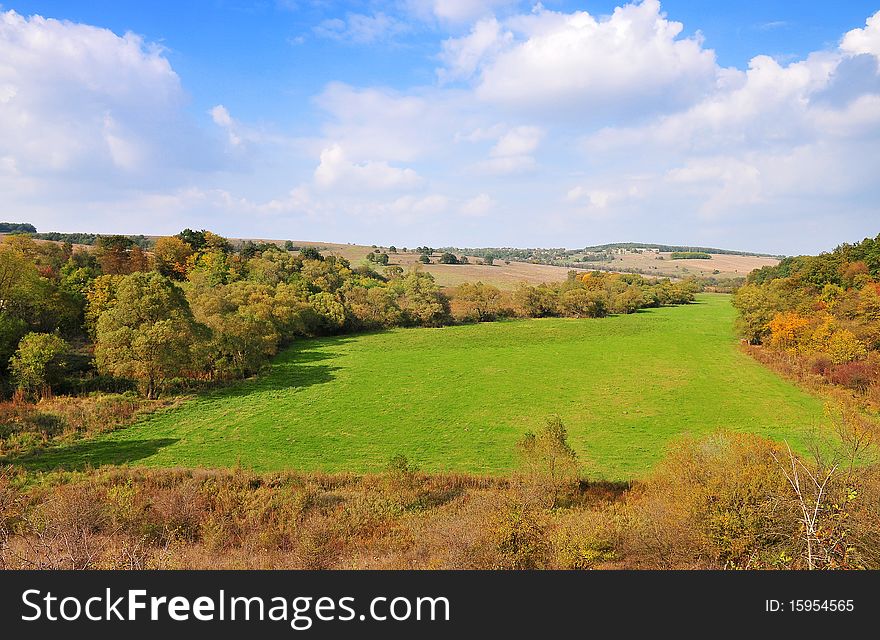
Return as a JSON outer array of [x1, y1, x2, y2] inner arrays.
[[1, 1, 879, 253]]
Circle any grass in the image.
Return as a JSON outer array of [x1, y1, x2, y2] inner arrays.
[[16, 294, 828, 479]]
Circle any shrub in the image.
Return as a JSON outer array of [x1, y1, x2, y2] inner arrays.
[[827, 362, 876, 392], [453, 282, 504, 322], [827, 329, 868, 364], [490, 503, 547, 570], [513, 285, 559, 318], [516, 416, 580, 508], [623, 433, 796, 569], [560, 288, 608, 318]]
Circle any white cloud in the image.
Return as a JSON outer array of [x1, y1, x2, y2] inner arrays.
[[841, 10, 880, 57], [313, 144, 424, 191], [313, 12, 407, 44], [460, 193, 495, 216], [474, 155, 536, 174], [439, 0, 717, 119], [315, 83, 453, 162], [468, 125, 543, 175], [0, 10, 216, 183], [438, 17, 511, 82], [210, 105, 242, 146], [490, 125, 542, 157]]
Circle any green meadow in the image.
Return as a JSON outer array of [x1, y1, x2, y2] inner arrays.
[[25, 294, 828, 479]]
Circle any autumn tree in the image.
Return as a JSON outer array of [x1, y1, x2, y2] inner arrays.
[[308, 292, 346, 333], [454, 282, 503, 322], [560, 288, 609, 318], [95, 235, 149, 275], [516, 416, 580, 508], [768, 312, 812, 352], [94, 272, 203, 398], [153, 236, 194, 281], [343, 286, 402, 330], [513, 284, 559, 317]]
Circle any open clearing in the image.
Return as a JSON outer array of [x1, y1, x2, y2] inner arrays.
[[23, 294, 826, 479]]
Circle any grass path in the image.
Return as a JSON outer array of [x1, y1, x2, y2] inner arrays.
[[24, 294, 827, 479]]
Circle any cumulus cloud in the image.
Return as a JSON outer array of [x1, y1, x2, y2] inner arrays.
[[439, 0, 718, 119], [210, 105, 243, 147], [438, 17, 511, 82], [468, 124, 543, 175], [0, 10, 218, 185], [313, 144, 424, 191], [314, 83, 453, 162], [841, 10, 880, 56]]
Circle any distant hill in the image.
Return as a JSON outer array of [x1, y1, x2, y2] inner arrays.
[[0, 222, 37, 233], [581, 242, 783, 259]]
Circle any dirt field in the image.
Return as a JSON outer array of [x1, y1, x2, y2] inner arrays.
[[582, 251, 779, 279]]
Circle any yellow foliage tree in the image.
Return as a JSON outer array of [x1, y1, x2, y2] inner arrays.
[[827, 329, 868, 364], [768, 312, 811, 352]]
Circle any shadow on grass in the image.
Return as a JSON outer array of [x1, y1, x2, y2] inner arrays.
[[3, 438, 179, 472], [209, 333, 380, 399]]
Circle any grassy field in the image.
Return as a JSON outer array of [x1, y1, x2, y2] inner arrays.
[[20, 294, 829, 479]]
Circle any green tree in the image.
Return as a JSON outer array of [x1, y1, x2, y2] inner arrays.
[[300, 246, 323, 261], [177, 228, 207, 251], [94, 273, 203, 398], [0, 313, 27, 381], [309, 292, 347, 333], [9, 333, 69, 399], [397, 269, 450, 326]]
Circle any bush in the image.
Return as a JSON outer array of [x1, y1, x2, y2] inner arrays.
[[827, 362, 876, 392], [560, 288, 608, 318], [516, 416, 580, 508], [453, 282, 504, 322], [623, 433, 796, 569], [513, 285, 559, 317]]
